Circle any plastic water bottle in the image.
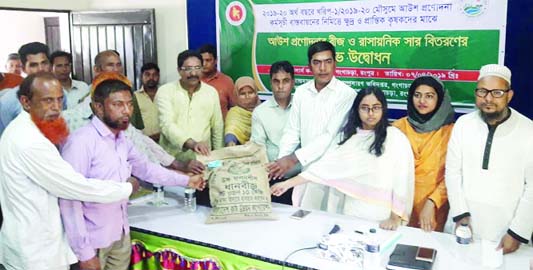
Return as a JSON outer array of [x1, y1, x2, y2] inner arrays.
[[184, 187, 197, 212], [364, 228, 380, 269], [455, 223, 472, 244], [152, 185, 166, 207]]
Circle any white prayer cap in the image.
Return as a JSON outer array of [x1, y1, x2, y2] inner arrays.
[[478, 64, 512, 86]]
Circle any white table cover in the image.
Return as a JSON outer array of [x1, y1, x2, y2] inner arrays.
[[128, 192, 533, 270]]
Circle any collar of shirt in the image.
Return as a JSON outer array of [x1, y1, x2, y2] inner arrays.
[[91, 115, 125, 141], [305, 76, 339, 94], [176, 80, 203, 96], [136, 87, 156, 98], [267, 96, 293, 109], [63, 79, 81, 91], [79, 96, 93, 120], [487, 107, 512, 129], [136, 87, 148, 96], [202, 71, 221, 83]]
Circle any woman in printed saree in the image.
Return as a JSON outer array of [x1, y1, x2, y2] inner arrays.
[[392, 76, 455, 232], [224, 76, 259, 146], [271, 86, 414, 230]]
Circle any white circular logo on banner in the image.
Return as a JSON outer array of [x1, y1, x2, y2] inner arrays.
[[226, 1, 246, 26], [461, 0, 488, 17]]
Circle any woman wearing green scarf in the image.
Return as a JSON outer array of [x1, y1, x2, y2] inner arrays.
[[224, 76, 259, 146], [392, 76, 455, 232]]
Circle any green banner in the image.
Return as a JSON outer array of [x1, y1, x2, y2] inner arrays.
[[217, 0, 507, 110]]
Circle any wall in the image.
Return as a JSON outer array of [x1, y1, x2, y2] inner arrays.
[[56, 13, 70, 52], [1, 0, 88, 73], [0, 0, 89, 10], [187, 0, 216, 50], [0, 10, 72, 72], [1, 0, 189, 83], [88, 0, 189, 84], [0, 10, 45, 72]]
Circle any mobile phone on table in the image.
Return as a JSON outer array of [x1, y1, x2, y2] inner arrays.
[[415, 247, 436, 263], [290, 209, 311, 219]]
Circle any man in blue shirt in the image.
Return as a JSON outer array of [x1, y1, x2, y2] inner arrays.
[[0, 42, 66, 136]]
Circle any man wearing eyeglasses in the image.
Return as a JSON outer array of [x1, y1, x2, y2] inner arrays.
[[446, 64, 533, 255], [155, 49, 223, 163]]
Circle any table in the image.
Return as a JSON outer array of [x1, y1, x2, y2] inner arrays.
[[128, 191, 533, 270]]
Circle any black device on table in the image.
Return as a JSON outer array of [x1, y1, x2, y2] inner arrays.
[[386, 244, 436, 270]]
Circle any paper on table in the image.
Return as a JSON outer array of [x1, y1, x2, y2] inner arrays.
[[482, 239, 503, 268]]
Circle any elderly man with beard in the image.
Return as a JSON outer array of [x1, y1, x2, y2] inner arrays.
[[446, 64, 533, 254], [59, 72, 206, 270], [0, 72, 137, 270], [0, 42, 66, 240], [134, 63, 161, 141], [94, 50, 144, 130]]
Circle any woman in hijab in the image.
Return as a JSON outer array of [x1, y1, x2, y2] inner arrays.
[[392, 76, 455, 232], [271, 87, 414, 230], [224, 76, 259, 146]]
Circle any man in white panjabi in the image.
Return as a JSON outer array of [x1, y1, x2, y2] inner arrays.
[[0, 72, 136, 270], [446, 64, 533, 254]]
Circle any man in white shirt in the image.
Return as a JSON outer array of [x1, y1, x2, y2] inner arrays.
[[251, 60, 300, 205], [446, 64, 533, 254], [50, 51, 90, 109], [0, 72, 138, 270], [268, 41, 356, 209]]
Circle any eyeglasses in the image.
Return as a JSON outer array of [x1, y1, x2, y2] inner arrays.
[[475, 88, 510, 98], [180, 66, 202, 72], [359, 106, 383, 114]]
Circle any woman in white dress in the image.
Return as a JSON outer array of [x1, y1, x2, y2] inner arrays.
[[271, 86, 414, 230]]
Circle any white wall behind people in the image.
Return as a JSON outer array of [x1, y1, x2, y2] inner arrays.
[[2, 0, 88, 72], [0, 11, 44, 72], [3, 0, 188, 83], [89, 0, 188, 84], [0, 10, 70, 72], [1, 0, 90, 9]]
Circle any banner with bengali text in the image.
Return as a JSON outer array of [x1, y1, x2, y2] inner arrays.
[[217, 0, 507, 110]]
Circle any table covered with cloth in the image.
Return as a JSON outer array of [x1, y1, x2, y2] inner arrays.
[[128, 192, 533, 270]]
